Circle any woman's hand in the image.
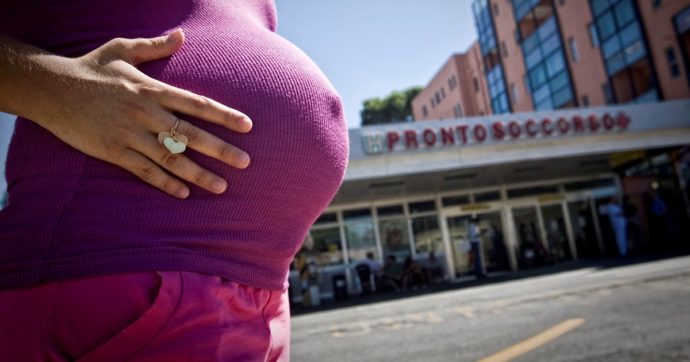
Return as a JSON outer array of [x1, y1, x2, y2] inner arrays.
[[0, 29, 251, 199]]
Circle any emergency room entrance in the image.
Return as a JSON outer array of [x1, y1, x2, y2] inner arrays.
[[444, 207, 509, 277]]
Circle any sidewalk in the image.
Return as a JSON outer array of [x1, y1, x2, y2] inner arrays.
[[290, 251, 689, 316]]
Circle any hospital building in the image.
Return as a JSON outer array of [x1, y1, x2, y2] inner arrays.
[[290, 0, 690, 305]]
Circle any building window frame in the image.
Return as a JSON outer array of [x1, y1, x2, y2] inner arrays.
[[589, 0, 662, 104], [568, 37, 580, 62], [666, 47, 680, 78]]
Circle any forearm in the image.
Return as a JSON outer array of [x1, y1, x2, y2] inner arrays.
[[0, 36, 73, 125]]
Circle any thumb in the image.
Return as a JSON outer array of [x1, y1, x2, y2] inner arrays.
[[119, 28, 185, 65]]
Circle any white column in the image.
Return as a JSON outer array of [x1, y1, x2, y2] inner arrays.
[[502, 206, 519, 271], [437, 195, 455, 280], [371, 205, 384, 262], [500, 186, 518, 271], [536, 204, 548, 250], [562, 201, 578, 260], [589, 197, 606, 256]]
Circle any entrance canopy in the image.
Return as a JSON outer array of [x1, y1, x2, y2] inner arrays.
[[334, 100, 690, 205]]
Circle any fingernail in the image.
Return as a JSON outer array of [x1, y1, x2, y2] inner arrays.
[[177, 188, 190, 198], [212, 180, 227, 193], [166, 29, 181, 43], [238, 153, 251, 168], [241, 117, 253, 131]]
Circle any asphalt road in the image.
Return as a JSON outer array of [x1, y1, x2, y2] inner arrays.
[[291, 256, 690, 361]]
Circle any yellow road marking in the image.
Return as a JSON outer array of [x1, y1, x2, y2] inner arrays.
[[478, 318, 585, 362], [456, 307, 475, 318]]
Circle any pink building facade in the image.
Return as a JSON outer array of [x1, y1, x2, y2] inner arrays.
[[411, 43, 491, 122], [413, 0, 690, 120]]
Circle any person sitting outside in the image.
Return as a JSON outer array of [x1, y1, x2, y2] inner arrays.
[[401, 256, 428, 290], [380, 255, 402, 292], [423, 251, 444, 282]]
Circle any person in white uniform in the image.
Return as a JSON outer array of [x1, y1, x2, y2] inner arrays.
[[606, 197, 627, 256]]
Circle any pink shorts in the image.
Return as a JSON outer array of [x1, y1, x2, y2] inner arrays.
[[0, 271, 290, 361]]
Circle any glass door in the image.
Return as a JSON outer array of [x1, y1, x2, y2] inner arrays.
[[540, 204, 573, 262], [343, 208, 377, 262], [446, 215, 473, 277], [476, 211, 510, 272], [567, 200, 600, 258], [512, 206, 545, 269]]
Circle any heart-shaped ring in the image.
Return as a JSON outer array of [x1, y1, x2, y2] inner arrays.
[[158, 118, 188, 154]]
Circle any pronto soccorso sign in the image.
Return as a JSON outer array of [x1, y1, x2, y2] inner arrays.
[[361, 112, 631, 155]]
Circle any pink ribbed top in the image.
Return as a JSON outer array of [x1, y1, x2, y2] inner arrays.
[[0, 0, 349, 291]]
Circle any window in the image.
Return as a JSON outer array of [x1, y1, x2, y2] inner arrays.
[[510, 83, 519, 102], [602, 83, 615, 104], [507, 185, 559, 199], [652, 0, 661, 8], [473, 77, 480, 92], [515, 0, 555, 40], [411, 215, 443, 255], [435, 91, 441, 104], [569, 37, 579, 62], [453, 103, 463, 118], [494, 2, 499, 15], [614, 0, 635, 28], [422, 105, 428, 117], [501, 41, 508, 58], [431, 98, 436, 108], [296, 227, 345, 268], [409, 200, 436, 214], [474, 190, 501, 202], [581, 94, 590, 106], [442, 195, 470, 207], [315, 212, 337, 225], [514, 2, 573, 111], [666, 47, 680, 78], [441, 87, 446, 99], [379, 217, 411, 260], [589, 23, 600, 47], [343, 208, 377, 262]]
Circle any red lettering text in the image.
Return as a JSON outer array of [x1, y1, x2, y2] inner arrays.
[[526, 119, 538, 137], [474, 124, 487, 142], [492, 122, 505, 140], [456, 125, 469, 144], [387, 132, 400, 151], [404, 130, 418, 149], [602, 113, 615, 130], [557, 117, 569, 134], [541, 118, 553, 135], [508, 121, 521, 138], [441, 127, 455, 145], [423, 129, 436, 147], [588, 114, 600, 132], [573, 115, 585, 133], [617, 112, 631, 130]]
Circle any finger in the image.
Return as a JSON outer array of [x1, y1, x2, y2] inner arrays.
[[113, 28, 185, 65], [152, 112, 250, 169], [131, 132, 229, 195], [152, 82, 253, 133], [118, 148, 190, 199]]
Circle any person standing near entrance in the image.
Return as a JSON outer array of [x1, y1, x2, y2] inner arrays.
[[468, 218, 486, 279], [649, 188, 669, 249], [606, 197, 628, 256]]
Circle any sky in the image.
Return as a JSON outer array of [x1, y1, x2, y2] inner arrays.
[[0, 1, 478, 194], [275, 0, 477, 129]]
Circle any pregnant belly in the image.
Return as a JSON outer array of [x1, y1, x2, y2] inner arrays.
[[5, 10, 348, 265]]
